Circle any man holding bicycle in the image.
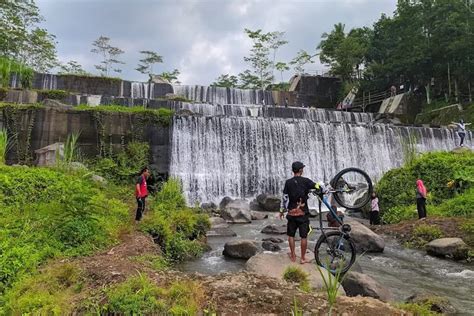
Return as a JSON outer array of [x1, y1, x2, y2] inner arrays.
[[280, 161, 319, 264]]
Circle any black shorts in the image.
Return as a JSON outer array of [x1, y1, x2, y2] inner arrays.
[[287, 217, 310, 238]]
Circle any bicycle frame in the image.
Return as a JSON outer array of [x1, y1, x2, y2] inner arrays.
[[312, 191, 350, 240]]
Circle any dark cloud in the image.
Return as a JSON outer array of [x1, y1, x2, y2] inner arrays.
[[37, 0, 396, 84]]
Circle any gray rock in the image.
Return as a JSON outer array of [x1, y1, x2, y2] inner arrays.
[[261, 224, 287, 235], [262, 237, 285, 243], [342, 272, 392, 302], [262, 241, 281, 252], [346, 219, 385, 252], [219, 196, 233, 210], [249, 200, 265, 212], [251, 211, 268, 220], [223, 240, 259, 259], [207, 227, 237, 237], [405, 293, 457, 314], [246, 252, 344, 293], [425, 238, 469, 260], [209, 217, 227, 228], [256, 194, 281, 212], [91, 174, 107, 184], [221, 199, 252, 223], [201, 202, 217, 211]]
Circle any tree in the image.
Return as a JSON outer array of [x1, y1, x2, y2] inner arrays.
[[0, 0, 57, 72], [136, 50, 163, 78], [211, 74, 239, 88], [159, 69, 180, 83], [238, 70, 260, 89], [275, 62, 290, 82], [243, 28, 288, 90], [91, 36, 125, 76], [58, 60, 89, 75], [289, 50, 315, 74]]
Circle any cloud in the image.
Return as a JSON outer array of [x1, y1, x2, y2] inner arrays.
[[36, 0, 396, 84]]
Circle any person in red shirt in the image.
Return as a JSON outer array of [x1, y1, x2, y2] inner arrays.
[[135, 167, 150, 221]]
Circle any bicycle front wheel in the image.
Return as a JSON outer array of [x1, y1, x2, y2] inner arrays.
[[314, 231, 356, 274], [331, 168, 373, 210]]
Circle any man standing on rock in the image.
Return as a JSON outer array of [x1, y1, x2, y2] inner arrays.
[[280, 161, 318, 264]]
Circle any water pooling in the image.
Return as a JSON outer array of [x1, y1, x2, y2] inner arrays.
[[179, 216, 474, 314]]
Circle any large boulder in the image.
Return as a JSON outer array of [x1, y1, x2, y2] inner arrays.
[[251, 211, 268, 220], [219, 196, 233, 210], [342, 272, 392, 302], [405, 293, 457, 314], [346, 220, 385, 252], [425, 238, 469, 260], [223, 240, 259, 259], [261, 224, 287, 235], [201, 202, 217, 211], [221, 200, 252, 223], [249, 200, 265, 212], [246, 252, 344, 293], [256, 194, 281, 212]]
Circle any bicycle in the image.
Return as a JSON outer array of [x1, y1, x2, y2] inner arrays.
[[309, 167, 373, 274]]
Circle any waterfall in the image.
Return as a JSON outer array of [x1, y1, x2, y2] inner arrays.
[[170, 115, 471, 204], [41, 74, 57, 90], [170, 102, 374, 123], [172, 85, 274, 105], [131, 82, 154, 99]]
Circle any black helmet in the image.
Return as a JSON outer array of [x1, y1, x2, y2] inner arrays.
[[292, 161, 305, 172]]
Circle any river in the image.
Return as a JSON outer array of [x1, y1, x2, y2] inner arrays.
[[179, 216, 474, 315]]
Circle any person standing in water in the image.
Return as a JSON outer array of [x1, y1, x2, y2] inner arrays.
[[280, 161, 319, 264], [451, 119, 471, 147], [416, 179, 427, 220]]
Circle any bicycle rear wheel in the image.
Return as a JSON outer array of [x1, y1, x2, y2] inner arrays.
[[331, 168, 373, 210], [314, 231, 356, 274]]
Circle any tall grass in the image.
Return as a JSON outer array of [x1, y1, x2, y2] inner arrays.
[[0, 128, 12, 165], [56, 132, 81, 169], [0, 57, 34, 89], [316, 258, 357, 316], [291, 297, 303, 316]]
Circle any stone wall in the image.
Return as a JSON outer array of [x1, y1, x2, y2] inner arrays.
[[295, 75, 341, 108], [0, 106, 170, 175]]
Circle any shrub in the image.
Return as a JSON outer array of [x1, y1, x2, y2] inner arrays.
[[90, 141, 149, 184], [102, 275, 204, 314], [2, 264, 83, 315], [377, 151, 474, 223], [140, 179, 210, 262], [0, 128, 12, 165], [283, 266, 310, 293], [0, 166, 130, 298], [382, 204, 417, 224], [38, 89, 68, 100], [407, 224, 444, 248], [397, 302, 439, 316]]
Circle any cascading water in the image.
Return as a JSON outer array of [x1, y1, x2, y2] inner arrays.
[[170, 115, 471, 204], [41, 74, 57, 90], [131, 82, 154, 99], [170, 102, 374, 122], [172, 85, 274, 105]]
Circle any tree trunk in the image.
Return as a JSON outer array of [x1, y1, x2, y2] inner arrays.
[[425, 84, 431, 104], [448, 62, 452, 99], [454, 78, 459, 102]]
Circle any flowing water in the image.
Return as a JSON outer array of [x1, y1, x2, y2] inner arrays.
[[179, 216, 474, 315], [170, 113, 471, 204]]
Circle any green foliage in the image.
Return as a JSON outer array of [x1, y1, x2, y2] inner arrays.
[[316, 258, 352, 315], [211, 74, 239, 88], [159, 69, 180, 84], [461, 218, 474, 246], [290, 49, 315, 74], [291, 297, 304, 316], [140, 179, 210, 262], [132, 255, 169, 271], [3, 264, 84, 315], [58, 60, 89, 76], [283, 266, 310, 293], [90, 141, 149, 183], [38, 89, 68, 100], [378, 151, 474, 223], [0, 128, 12, 165], [397, 302, 439, 316], [55, 132, 81, 169], [408, 224, 443, 248], [0, 166, 130, 299], [136, 50, 163, 77], [416, 103, 474, 126], [0, 57, 35, 88], [102, 274, 204, 314], [75, 104, 174, 126]]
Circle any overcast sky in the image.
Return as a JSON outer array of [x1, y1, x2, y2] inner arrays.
[[36, 0, 396, 85]]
